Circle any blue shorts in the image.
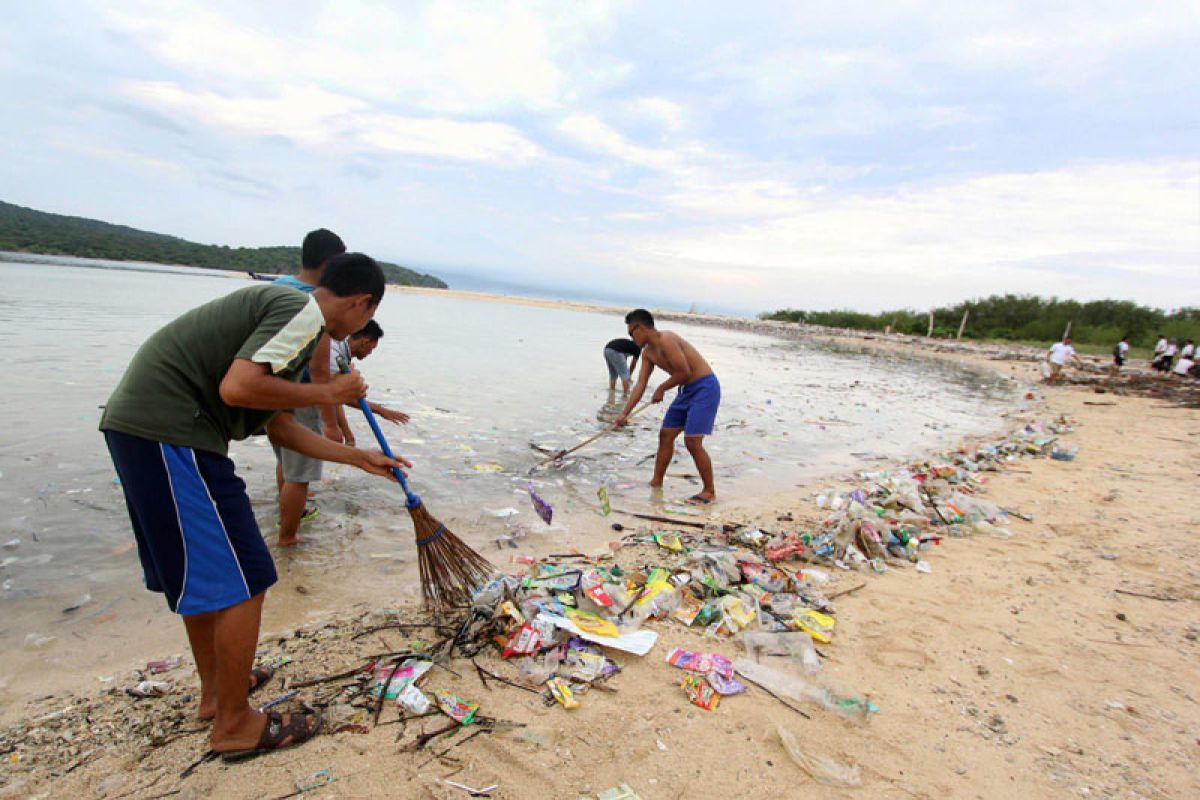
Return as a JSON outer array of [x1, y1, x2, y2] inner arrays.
[[604, 347, 632, 381], [662, 374, 721, 436], [104, 430, 277, 616]]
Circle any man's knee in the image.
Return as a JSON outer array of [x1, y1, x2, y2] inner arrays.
[[659, 428, 682, 445], [684, 436, 706, 454]]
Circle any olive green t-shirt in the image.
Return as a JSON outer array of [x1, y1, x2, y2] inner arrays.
[[99, 284, 325, 455]]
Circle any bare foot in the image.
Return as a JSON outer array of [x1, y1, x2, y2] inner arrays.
[[277, 535, 301, 548], [648, 480, 663, 489], [210, 709, 270, 753], [199, 667, 274, 721]]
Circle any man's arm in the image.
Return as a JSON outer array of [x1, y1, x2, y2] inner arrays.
[[220, 359, 366, 410], [648, 335, 692, 403], [369, 402, 410, 425], [266, 413, 409, 477], [615, 357, 654, 426], [335, 404, 354, 447], [629, 354, 639, 374], [310, 334, 343, 442]]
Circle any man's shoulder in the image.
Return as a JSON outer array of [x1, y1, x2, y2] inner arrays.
[[272, 275, 316, 293]]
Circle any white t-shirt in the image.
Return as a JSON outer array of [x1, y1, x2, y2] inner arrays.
[[1181, 343, 1195, 359], [1164, 344, 1178, 357], [1173, 357, 1194, 375], [329, 338, 351, 375], [1154, 338, 1167, 355], [1048, 342, 1076, 365], [1117, 341, 1130, 357]]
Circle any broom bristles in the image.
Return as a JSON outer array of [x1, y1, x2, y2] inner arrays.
[[408, 502, 494, 608]]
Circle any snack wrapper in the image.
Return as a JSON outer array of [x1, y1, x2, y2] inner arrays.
[[502, 624, 542, 658], [371, 659, 432, 699], [565, 608, 618, 637], [546, 677, 580, 709], [704, 671, 747, 696], [665, 648, 734, 678], [597, 486, 611, 516], [584, 582, 614, 608], [654, 532, 684, 552], [680, 675, 720, 710], [499, 600, 525, 625], [671, 592, 704, 626], [793, 609, 836, 644], [434, 692, 479, 726]]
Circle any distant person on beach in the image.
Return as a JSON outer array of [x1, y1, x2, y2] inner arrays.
[[1181, 339, 1195, 360], [615, 309, 721, 504], [272, 229, 345, 546], [1153, 339, 1178, 373], [1171, 348, 1195, 378], [327, 320, 410, 446], [1110, 335, 1131, 376], [1044, 336, 1082, 384], [603, 337, 641, 393], [1151, 335, 1170, 371], [99, 253, 407, 760]]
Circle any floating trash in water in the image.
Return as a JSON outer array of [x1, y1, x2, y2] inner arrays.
[[528, 482, 553, 525]]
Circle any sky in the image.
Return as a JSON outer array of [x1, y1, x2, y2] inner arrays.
[[0, 1, 1197, 315]]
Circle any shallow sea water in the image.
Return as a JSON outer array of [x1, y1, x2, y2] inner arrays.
[[0, 256, 1016, 703]]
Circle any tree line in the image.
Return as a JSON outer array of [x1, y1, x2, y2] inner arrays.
[[0, 200, 448, 288], [761, 294, 1199, 349]]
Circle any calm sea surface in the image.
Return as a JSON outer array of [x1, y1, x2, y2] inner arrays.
[[0, 255, 1016, 702]]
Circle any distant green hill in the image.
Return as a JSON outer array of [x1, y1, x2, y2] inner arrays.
[[0, 200, 448, 288]]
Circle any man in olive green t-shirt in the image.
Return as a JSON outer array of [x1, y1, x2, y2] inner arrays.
[[101, 253, 409, 760]]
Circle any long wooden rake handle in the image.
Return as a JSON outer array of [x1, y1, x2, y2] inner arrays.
[[535, 402, 653, 467]]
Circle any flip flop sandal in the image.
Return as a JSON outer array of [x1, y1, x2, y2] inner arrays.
[[300, 506, 320, 522], [220, 711, 323, 763], [248, 665, 274, 696], [685, 494, 714, 506]]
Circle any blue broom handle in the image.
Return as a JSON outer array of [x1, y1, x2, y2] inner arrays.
[[337, 356, 421, 509]]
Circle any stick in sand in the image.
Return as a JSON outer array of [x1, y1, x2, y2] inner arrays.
[[338, 358, 493, 608], [533, 402, 653, 468]]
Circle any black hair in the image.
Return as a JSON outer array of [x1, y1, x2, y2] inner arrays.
[[301, 228, 346, 269], [319, 253, 385, 306], [625, 308, 655, 328], [352, 319, 384, 340]]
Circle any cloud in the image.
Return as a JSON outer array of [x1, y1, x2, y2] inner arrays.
[[600, 159, 1200, 311], [97, 1, 616, 115], [625, 97, 688, 131], [557, 112, 680, 170], [124, 81, 544, 164]]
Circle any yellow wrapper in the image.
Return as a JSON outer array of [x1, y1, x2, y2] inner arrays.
[[546, 677, 580, 709]]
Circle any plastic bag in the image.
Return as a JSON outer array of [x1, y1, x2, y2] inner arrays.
[[775, 724, 861, 787], [740, 631, 821, 675]]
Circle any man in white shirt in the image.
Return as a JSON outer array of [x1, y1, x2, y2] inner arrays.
[[1172, 352, 1195, 378], [325, 320, 409, 447], [1159, 340, 1179, 372], [1151, 336, 1172, 371], [1045, 336, 1083, 384], [1181, 340, 1195, 360]]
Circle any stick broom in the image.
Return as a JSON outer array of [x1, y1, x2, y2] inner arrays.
[[339, 358, 492, 608]]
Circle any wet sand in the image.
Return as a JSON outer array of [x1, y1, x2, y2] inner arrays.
[[2, 305, 1198, 800]]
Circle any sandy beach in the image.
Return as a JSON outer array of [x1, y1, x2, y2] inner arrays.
[[2, 296, 1197, 800]]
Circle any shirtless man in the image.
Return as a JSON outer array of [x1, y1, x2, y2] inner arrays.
[[615, 308, 722, 504]]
